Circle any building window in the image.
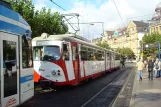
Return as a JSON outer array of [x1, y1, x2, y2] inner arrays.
[[154, 28, 155, 32], [144, 28, 147, 32], [156, 27, 158, 32]]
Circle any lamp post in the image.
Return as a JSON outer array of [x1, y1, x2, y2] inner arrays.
[[89, 22, 104, 37]]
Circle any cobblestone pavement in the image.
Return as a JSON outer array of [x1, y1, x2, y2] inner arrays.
[[130, 69, 161, 107], [19, 64, 134, 107]]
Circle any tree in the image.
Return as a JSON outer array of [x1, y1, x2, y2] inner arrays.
[[31, 8, 68, 37], [140, 32, 161, 59], [96, 41, 111, 49], [116, 47, 134, 59], [5, 0, 68, 38]]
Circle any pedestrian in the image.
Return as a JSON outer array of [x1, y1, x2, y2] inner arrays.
[[148, 57, 154, 80], [143, 58, 148, 72], [136, 58, 144, 81], [122, 57, 125, 68], [120, 57, 123, 68], [154, 58, 161, 78]]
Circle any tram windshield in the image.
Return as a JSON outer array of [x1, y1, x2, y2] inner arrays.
[[33, 46, 60, 61]]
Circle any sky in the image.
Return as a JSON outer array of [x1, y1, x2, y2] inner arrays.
[[33, 0, 160, 39]]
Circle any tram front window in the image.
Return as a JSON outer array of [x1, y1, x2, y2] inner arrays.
[[33, 46, 60, 61]]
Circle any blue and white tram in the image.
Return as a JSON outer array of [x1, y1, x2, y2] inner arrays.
[[0, 1, 34, 107]]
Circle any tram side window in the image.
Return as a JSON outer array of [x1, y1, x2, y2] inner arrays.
[[106, 53, 109, 60], [72, 46, 77, 60], [115, 54, 120, 60], [80, 46, 88, 61], [96, 51, 104, 61], [88, 48, 95, 61], [62, 43, 70, 61], [22, 36, 33, 68], [111, 54, 114, 61], [95, 51, 99, 61]]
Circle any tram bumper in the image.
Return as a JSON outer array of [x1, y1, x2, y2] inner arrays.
[[39, 80, 54, 89]]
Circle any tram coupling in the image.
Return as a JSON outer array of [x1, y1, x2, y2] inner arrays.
[[39, 80, 54, 89]]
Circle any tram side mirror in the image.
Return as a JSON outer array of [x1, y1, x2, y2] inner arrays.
[[63, 44, 68, 51]]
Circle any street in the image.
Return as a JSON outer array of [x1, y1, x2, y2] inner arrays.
[[20, 64, 135, 107]]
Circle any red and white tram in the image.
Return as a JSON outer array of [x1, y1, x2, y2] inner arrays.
[[32, 33, 120, 87]]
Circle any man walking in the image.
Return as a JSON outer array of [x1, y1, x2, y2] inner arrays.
[[120, 57, 124, 68], [136, 59, 144, 81], [148, 57, 154, 80]]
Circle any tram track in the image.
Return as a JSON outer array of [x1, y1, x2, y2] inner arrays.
[[81, 65, 134, 107], [20, 64, 134, 107]]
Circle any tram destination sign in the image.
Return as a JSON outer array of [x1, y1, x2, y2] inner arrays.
[[36, 41, 52, 46]]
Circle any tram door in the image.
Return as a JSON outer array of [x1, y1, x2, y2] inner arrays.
[[71, 43, 80, 83], [106, 53, 110, 71], [0, 32, 19, 107]]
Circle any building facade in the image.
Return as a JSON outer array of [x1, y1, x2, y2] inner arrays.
[[106, 20, 148, 59], [102, 31, 114, 42], [149, 20, 161, 33]]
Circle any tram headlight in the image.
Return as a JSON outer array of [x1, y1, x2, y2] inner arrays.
[[52, 70, 56, 75], [57, 70, 61, 75], [51, 70, 61, 76]]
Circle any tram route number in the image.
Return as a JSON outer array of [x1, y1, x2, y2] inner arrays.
[[5, 98, 17, 107]]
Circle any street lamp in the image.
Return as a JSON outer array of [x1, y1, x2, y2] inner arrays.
[[89, 22, 104, 37], [69, 22, 104, 37], [89, 23, 94, 26]]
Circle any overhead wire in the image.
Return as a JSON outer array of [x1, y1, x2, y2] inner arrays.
[[50, 0, 84, 34], [112, 0, 125, 27], [50, 0, 67, 12], [49, 0, 102, 39], [127, 14, 153, 20]]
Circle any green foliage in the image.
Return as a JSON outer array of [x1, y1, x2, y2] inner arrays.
[[5, 0, 68, 38], [96, 42, 111, 49], [116, 47, 134, 58], [140, 32, 161, 58]]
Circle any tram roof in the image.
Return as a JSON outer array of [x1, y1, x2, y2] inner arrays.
[[32, 33, 120, 54], [0, 1, 31, 38]]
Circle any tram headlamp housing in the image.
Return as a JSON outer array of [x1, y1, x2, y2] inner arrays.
[[52, 70, 56, 75], [51, 70, 61, 76]]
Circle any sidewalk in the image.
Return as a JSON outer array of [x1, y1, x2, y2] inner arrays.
[[130, 70, 161, 107]]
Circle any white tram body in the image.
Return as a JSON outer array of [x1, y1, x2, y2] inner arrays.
[[32, 33, 120, 87], [0, 1, 34, 107]]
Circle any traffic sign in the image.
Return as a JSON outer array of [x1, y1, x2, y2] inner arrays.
[[143, 42, 158, 49]]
